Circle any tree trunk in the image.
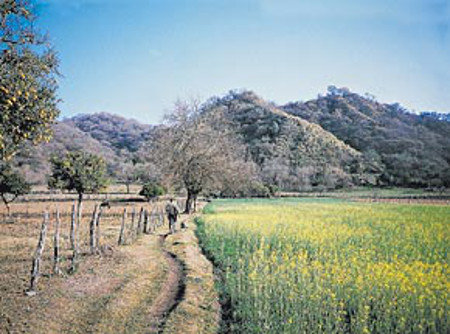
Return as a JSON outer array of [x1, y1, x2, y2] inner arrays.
[[185, 191, 194, 214], [2, 194, 11, 217], [193, 194, 197, 213], [126, 182, 130, 194], [53, 209, 61, 275], [5, 202, 10, 217], [118, 208, 127, 245], [89, 204, 99, 253], [27, 212, 49, 295], [185, 190, 200, 214]]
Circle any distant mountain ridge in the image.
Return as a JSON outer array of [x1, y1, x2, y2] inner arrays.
[[16, 87, 450, 188]]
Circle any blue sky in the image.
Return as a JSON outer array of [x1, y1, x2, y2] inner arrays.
[[36, 0, 450, 124]]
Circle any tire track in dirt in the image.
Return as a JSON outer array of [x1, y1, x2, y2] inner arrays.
[[146, 233, 186, 334]]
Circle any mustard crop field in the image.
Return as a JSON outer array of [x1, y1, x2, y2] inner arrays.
[[196, 199, 449, 334]]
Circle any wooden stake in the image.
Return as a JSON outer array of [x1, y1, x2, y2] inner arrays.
[[70, 201, 82, 273], [137, 207, 144, 235], [118, 208, 127, 245], [129, 207, 136, 241], [150, 208, 156, 232], [53, 208, 61, 275], [89, 204, 99, 254], [69, 202, 76, 250], [159, 211, 164, 228], [143, 209, 149, 234], [27, 212, 50, 296], [96, 206, 103, 249]]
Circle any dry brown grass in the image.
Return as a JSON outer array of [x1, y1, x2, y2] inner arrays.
[[0, 194, 167, 333], [0, 193, 219, 334]]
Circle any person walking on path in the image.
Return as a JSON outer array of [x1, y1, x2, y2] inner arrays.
[[165, 198, 180, 234]]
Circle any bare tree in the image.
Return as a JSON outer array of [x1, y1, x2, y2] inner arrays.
[[149, 99, 254, 213]]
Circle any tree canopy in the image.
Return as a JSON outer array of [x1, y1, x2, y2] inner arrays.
[[0, 162, 30, 215], [139, 182, 165, 201], [149, 99, 257, 212], [0, 0, 60, 161], [48, 151, 109, 202]]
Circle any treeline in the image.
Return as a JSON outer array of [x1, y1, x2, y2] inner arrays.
[[11, 88, 450, 198]]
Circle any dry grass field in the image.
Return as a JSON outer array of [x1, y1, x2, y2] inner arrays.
[[0, 190, 219, 334]]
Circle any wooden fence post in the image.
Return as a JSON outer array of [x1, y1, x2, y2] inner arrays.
[[96, 206, 103, 249], [159, 211, 164, 228], [137, 207, 144, 236], [26, 211, 50, 296], [70, 201, 81, 273], [89, 204, 99, 254], [69, 202, 76, 250], [53, 208, 61, 275], [143, 210, 149, 234], [149, 208, 155, 232], [77, 200, 83, 231], [118, 208, 127, 245], [129, 207, 136, 241]]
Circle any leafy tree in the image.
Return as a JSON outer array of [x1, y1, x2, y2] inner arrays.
[[1, 0, 60, 161], [48, 151, 109, 204], [139, 182, 165, 201], [0, 162, 30, 215]]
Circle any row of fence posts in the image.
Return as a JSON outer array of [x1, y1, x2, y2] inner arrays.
[[26, 203, 168, 296], [117, 206, 166, 246]]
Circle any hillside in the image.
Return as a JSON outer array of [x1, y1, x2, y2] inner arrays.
[[65, 112, 153, 154], [17, 113, 154, 185], [282, 87, 450, 188], [207, 91, 368, 190], [14, 88, 450, 189]]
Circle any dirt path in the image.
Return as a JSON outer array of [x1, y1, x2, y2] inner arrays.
[[145, 233, 186, 333], [162, 216, 220, 334]]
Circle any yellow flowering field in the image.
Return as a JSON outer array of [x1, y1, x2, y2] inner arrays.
[[196, 198, 449, 333]]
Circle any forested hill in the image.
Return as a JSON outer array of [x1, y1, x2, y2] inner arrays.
[[282, 87, 450, 188], [207, 91, 367, 190], [17, 113, 155, 184], [65, 112, 153, 154], [16, 88, 450, 189]]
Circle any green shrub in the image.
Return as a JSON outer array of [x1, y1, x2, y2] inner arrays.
[[139, 182, 165, 201]]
